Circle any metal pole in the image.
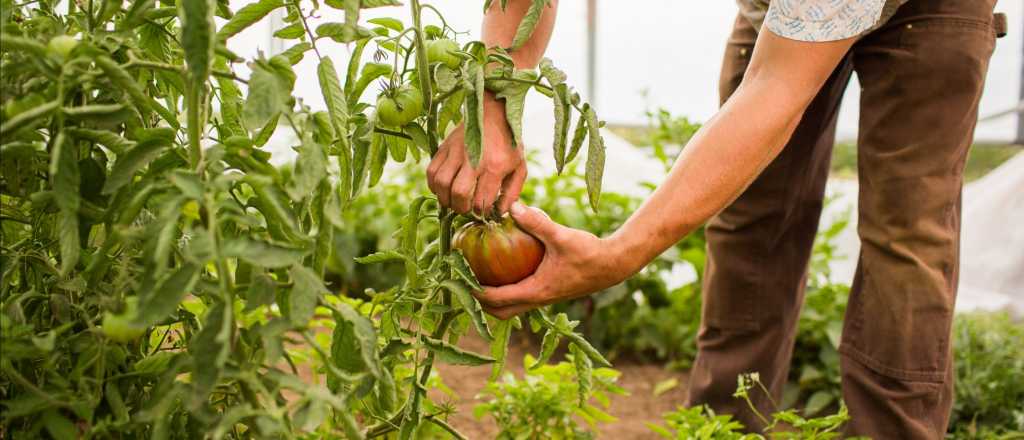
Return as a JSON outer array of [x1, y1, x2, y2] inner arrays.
[[586, 0, 597, 109]]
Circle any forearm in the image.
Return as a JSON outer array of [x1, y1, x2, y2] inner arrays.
[[483, 0, 558, 69], [607, 31, 853, 278]]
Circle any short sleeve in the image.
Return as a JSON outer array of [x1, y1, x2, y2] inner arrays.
[[765, 0, 886, 42]]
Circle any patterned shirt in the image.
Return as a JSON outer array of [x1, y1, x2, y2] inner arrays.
[[737, 0, 907, 42]]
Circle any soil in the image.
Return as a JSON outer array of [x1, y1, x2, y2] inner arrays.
[[430, 331, 691, 439]]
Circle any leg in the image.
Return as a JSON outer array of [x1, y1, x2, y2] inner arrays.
[[686, 14, 853, 430], [843, 1, 997, 437]]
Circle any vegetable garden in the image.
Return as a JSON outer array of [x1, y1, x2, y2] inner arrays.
[[1, 1, 1021, 439]]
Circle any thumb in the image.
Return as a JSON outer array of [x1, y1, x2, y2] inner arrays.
[[509, 202, 559, 244]]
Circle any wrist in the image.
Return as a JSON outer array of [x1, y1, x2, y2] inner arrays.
[[601, 231, 645, 283]]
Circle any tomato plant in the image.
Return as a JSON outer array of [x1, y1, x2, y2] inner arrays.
[[0, 0, 610, 438], [453, 215, 544, 286]]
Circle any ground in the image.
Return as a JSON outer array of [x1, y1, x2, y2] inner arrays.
[[431, 332, 691, 439]]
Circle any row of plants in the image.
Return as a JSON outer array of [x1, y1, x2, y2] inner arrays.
[[0, 0, 618, 438]]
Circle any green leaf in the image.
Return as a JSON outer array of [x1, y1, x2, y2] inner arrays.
[[287, 265, 327, 326], [566, 103, 588, 163], [566, 332, 611, 368], [368, 132, 388, 187], [332, 302, 382, 378], [344, 38, 370, 99], [286, 135, 327, 201], [0, 101, 58, 142], [367, 17, 403, 32], [95, 56, 179, 129], [244, 273, 277, 311], [102, 135, 173, 194], [584, 107, 605, 211], [441, 279, 492, 341], [242, 63, 287, 133], [217, 0, 283, 40], [41, 409, 77, 440], [223, 237, 309, 268], [181, 0, 215, 82], [489, 317, 517, 381], [494, 70, 536, 149], [57, 211, 79, 277], [511, 0, 549, 50], [552, 84, 570, 173], [422, 336, 494, 366], [804, 390, 836, 416], [438, 89, 465, 136], [273, 22, 305, 39], [354, 250, 409, 265], [531, 328, 559, 369], [571, 343, 593, 407], [318, 57, 350, 138], [135, 263, 201, 327], [49, 132, 80, 214], [66, 128, 135, 155], [347, 62, 391, 105], [462, 62, 485, 167], [538, 58, 566, 86], [246, 176, 302, 240], [652, 378, 678, 397], [447, 250, 483, 291], [190, 301, 231, 408]]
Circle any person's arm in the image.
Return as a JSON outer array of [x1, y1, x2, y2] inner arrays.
[[476, 29, 855, 319], [426, 1, 558, 215]]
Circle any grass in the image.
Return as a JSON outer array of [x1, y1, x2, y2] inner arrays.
[[607, 124, 1022, 182]]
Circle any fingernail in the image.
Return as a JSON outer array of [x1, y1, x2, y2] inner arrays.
[[510, 202, 525, 216]]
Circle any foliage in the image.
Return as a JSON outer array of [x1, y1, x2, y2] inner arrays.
[[649, 374, 854, 440], [474, 354, 626, 440], [947, 313, 1024, 439], [0, 0, 611, 438]]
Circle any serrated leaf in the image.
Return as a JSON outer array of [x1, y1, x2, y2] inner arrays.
[[102, 136, 172, 195], [462, 62, 485, 167], [566, 332, 611, 368], [223, 237, 309, 268], [95, 56, 179, 129], [441, 279, 492, 341], [67, 128, 135, 155], [367, 17, 403, 32], [218, 0, 283, 40], [422, 336, 494, 366], [0, 101, 58, 142], [566, 103, 588, 163], [190, 301, 231, 408], [245, 273, 277, 311], [280, 42, 312, 65], [447, 250, 483, 291], [135, 263, 200, 327], [318, 57, 349, 137], [286, 135, 327, 201], [368, 132, 387, 187], [41, 410, 77, 440], [354, 250, 409, 264], [332, 302, 382, 378], [804, 391, 836, 416], [273, 22, 305, 39], [494, 70, 535, 149], [181, 0, 215, 82], [242, 63, 287, 133], [531, 328, 559, 370], [489, 317, 517, 381], [538, 58, 566, 86], [571, 343, 593, 407], [510, 0, 548, 50], [246, 176, 302, 240], [584, 107, 605, 211], [288, 265, 327, 326], [552, 84, 570, 173]]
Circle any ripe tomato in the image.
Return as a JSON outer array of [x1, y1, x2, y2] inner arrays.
[[426, 39, 461, 69], [376, 85, 423, 127], [454, 216, 544, 286]]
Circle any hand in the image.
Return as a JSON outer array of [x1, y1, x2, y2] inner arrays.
[[427, 93, 526, 215], [473, 203, 636, 320]]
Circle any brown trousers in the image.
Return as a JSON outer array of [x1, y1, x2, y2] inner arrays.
[[686, 1, 999, 438]]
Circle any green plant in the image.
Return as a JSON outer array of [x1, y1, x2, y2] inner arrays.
[[947, 313, 1024, 439], [474, 354, 626, 440], [0, 0, 612, 437], [649, 374, 855, 439]]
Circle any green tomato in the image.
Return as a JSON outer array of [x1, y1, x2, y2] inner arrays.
[[376, 86, 423, 127], [426, 39, 461, 69], [47, 35, 78, 59], [102, 298, 145, 344]]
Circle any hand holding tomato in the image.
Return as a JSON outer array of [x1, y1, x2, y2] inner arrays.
[[473, 203, 636, 320], [427, 92, 526, 215]]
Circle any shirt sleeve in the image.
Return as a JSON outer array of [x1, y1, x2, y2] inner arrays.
[[765, 0, 886, 42]]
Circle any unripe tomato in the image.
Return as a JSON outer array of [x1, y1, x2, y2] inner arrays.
[[101, 298, 145, 343], [376, 85, 423, 127], [47, 35, 78, 59], [426, 39, 461, 69], [454, 216, 544, 286]]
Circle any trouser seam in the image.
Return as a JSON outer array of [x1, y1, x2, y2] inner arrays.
[[839, 343, 946, 383]]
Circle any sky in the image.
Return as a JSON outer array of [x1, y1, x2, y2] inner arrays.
[[227, 0, 1024, 142]]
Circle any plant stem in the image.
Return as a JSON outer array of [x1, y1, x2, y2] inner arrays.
[[410, 0, 439, 155], [291, 0, 323, 59]]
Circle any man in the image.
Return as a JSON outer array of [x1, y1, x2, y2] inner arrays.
[[426, 0, 1004, 437]]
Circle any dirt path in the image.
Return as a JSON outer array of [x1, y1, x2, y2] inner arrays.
[[431, 332, 691, 439]]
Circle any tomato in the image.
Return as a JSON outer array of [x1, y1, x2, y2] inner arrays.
[[426, 39, 461, 69], [101, 298, 145, 343], [376, 85, 423, 126], [47, 35, 78, 59], [454, 215, 545, 286]]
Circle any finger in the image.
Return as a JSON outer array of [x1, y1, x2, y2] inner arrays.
[[508, 202, 560, 244], [496, 164, 527, 214], [449, 164, 477, 214], [431, 148, 463, 208], [483, 303, 536, 320], [426, 143, 450, 193], [472, 170, 503, 216], [475, 277, 540, 308]]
